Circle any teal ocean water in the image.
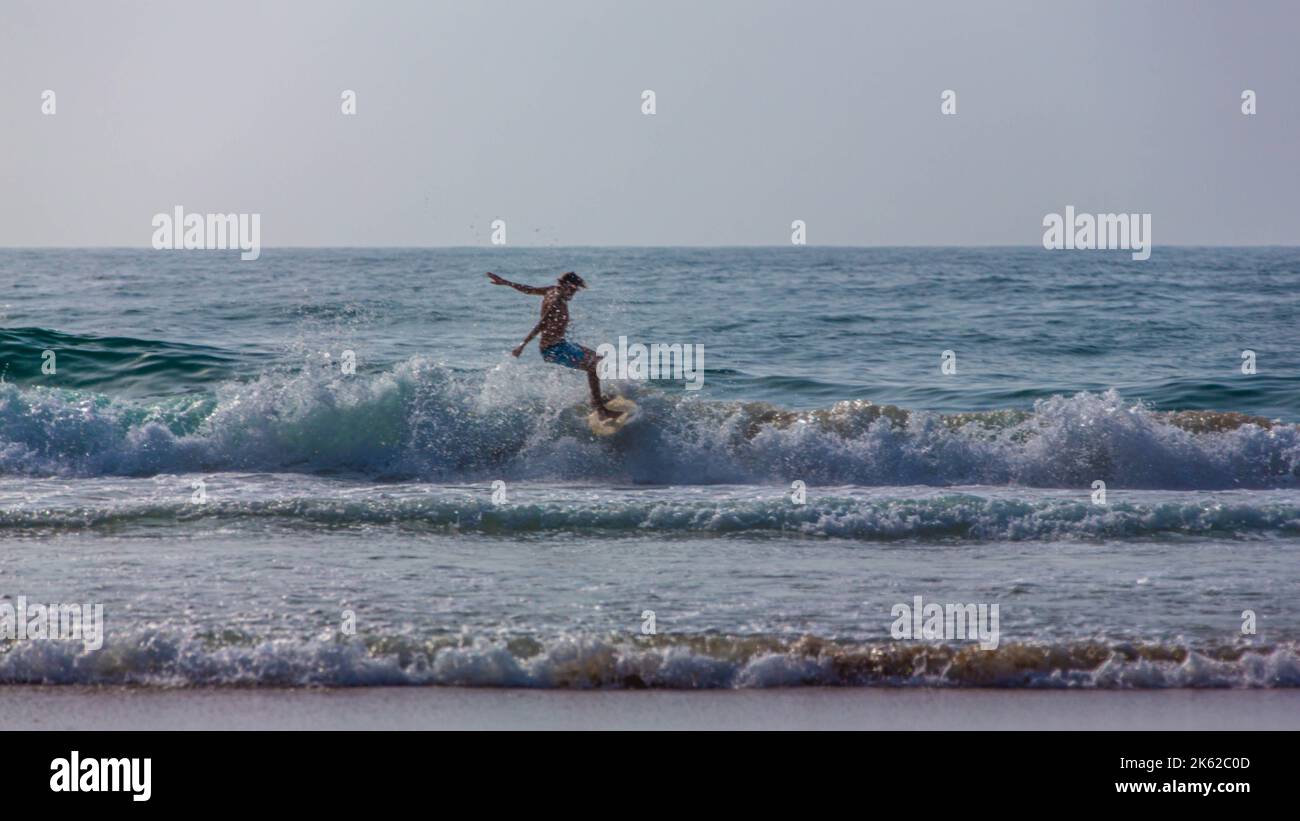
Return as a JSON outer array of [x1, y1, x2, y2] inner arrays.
[[1, 247, 1298, 687]]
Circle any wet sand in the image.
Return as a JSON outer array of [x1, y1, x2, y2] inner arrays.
[[2, 687, 1298, 730]]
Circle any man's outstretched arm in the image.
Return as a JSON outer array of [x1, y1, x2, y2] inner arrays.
[[487, 272, 549, 295]]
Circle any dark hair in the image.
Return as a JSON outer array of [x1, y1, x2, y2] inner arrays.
[[558, 272, 586, 289]]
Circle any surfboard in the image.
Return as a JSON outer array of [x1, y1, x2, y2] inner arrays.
[[587, 397, 638, 437]]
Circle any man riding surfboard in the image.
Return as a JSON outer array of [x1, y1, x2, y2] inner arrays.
[[487, 271, 623, 420]]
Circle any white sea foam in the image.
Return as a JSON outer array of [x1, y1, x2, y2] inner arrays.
[[2, 490, 1299, 541], [1, 630, 1296, 688], [1, 360, 1296, 490]]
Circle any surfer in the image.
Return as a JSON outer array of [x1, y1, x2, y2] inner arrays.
[[487, 271, 623, 420]]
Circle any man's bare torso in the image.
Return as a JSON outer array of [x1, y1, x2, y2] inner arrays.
[[538, 288, 569, 349]]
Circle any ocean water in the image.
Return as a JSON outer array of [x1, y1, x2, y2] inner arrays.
[[1, 247, 1299, 688]]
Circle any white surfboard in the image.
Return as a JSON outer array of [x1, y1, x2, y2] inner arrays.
[[587, 397, 638, 437]]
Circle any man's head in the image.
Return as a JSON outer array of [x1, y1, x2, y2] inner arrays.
[[557, 271, 586, 297]]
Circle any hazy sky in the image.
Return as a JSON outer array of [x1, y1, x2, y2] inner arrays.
[[2, 0, 1297, 246]]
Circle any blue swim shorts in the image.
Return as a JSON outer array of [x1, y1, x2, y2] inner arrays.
[[540, 340, 587, 370]]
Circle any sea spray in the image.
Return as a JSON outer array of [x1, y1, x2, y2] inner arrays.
[[0, 364, 1297, 488]]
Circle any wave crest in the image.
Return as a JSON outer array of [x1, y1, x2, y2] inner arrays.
[[5, 491, 1300, 541], [1, 359, 1297, 489], [2, 631, 1296, 688]]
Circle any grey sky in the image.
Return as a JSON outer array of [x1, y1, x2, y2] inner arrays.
[[2, 0, 1297, 246]]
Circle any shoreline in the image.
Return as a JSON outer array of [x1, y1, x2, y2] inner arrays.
[[2, 687, 1298, 730]]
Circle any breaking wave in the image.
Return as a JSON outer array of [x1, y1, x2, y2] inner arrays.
[[4, 492, 1300, 541], [1, 356, 1298, 489], [1, 631, 1296, 688]]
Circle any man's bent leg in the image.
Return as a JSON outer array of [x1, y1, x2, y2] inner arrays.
[[579, 348, 621, 419], [585, 368, 608, 410]]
